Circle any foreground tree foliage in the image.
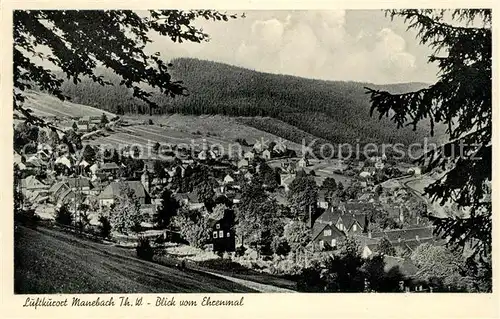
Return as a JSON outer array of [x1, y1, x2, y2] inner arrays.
[[236, 181, 283, 252], [366, 10, 492, 279], [154, 188, 180, 228], [13, 10, 239, 125], [110, 185, 144, 235], [172, 208, 210, 248]]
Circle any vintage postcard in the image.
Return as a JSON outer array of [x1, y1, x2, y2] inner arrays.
[[1, 0, 498, 318]]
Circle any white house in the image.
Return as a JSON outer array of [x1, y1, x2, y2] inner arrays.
[[237, 159, 249, 169], [14, 151, 23, 165], [253, 140, 264, 153], [273, 143, 286, 154], [408, 167, 422, 176], [261, 149, 271, 160], [223, 174, 235, 184], [197, 150, 216, 161], [89, 163, 99, 174], [244, 171, 253, 181], [55, 155, 72, 169], [79, 160, 90, 168], [244, 151, 255, 160], [359, 171, 371, 179], [297, 157, 309, 168]]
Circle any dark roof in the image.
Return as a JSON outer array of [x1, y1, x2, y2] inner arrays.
[[312, 223, 329, 241], [353, 235, 380, 246], [371, 226, 435, 244], [98, 181, 147, 200], [187, 192, 201, 203], [174, 192, 201, 204], [315, 208, 342, 225], [382, 204, 402, 218], [383, 256, 419, 278], [311, 222, 345, 242], [318, 189, 331, 202], [66, 177, 93, 189], [174, 193, 189, 201], [352, 214, 367, 227], [344, 201, 375, 213], [48, 181, 67, 193]]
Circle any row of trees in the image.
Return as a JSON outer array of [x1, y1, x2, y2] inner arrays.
[[14, 121, 82, 155]]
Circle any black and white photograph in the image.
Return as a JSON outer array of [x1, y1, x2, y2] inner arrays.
[[10, 8, 492, 297]]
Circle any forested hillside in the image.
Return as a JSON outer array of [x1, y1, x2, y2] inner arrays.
[[54, 58, 434, 147]]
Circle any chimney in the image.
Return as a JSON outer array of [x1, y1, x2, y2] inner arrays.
[[368, 231, 372, 239]]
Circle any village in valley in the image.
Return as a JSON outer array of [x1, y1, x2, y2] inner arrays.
[[14, 103, 455, 293], [12, 9, 491, 295]]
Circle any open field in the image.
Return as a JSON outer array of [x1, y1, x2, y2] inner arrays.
[[124, 114, 304, 151], [85, 117, 304, 159], [14, 226, 255, 293], [268, 158, 354, 186], [22, 90, 116, 119]]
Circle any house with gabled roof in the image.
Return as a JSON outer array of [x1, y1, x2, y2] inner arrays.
[[315, 207, 369, 235], [55, 155, 73, 169], [97, 180, 150, 207], [317, 189, 334, 209], [261, 149, 271, 160], [370, 226, 439, 252], [243, 151, 255, 161], [273, 142, 286, 154], [297, 157, 309, 168], [174, 192, 204, 210], [311, 220, 346, 251], [253, 140, 265, 153], [237, 158, 249, 169], [197, 149, 216, 161], [14, 151, 23, 165], [208, 209, 236, 253], [21, 175, 49, 196], [223, 174, 235, 185], [343, 214, 368, 234], [100, 162, 120, 171], [244, 171, 253, 181], [352, 234, 381, 258]]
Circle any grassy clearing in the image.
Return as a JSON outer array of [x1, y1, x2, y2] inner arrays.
[[14, 226, 254, 293], [23, 90, 115, 119]]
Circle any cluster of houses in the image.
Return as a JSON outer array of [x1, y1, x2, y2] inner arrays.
[[15, 122, 434, 279]]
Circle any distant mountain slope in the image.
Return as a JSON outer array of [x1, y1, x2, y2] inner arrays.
[[22, 90, 115, 119], [49, 58, 439, 147]]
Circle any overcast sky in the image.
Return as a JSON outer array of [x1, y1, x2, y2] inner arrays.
[[148, 10, 440, 84]]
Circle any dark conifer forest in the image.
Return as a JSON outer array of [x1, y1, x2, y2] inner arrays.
[[54, 58, 436, 146]]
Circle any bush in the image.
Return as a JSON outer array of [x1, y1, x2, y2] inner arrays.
[[98, 215, 112, 238], [136, 237, 154, 261], [269, 257, 303, 276], [14, 209, 40, 229], [235, 245, 246, 257], [55, 205, 73, 226], [272, 237, 291, 256]]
